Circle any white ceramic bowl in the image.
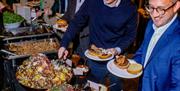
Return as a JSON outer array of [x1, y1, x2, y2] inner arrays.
[[4, 21, 22, 29]]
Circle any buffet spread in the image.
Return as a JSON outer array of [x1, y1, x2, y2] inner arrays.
[[7, 38, 59, 55], [16, 54, 72, 89], [0, 7, 143, 91], [1, 33, 60, 60]]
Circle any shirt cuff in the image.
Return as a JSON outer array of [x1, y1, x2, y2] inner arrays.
[[115, 47, 121, 54]]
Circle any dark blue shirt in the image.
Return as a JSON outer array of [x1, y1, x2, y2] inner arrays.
[[61, 0, 137, 52]]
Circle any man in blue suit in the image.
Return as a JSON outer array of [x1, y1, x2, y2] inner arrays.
[[133, 0, 180, 91]]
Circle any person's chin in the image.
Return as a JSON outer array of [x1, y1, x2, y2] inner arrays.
[[154, 23, 161, 27], [106, 1, 114, 4], [153, 19, 163, 27], [154, 22, 164, 28]]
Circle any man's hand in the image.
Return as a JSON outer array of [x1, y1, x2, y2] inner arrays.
[[107, 48, 119, 55], [36, 10, 43, 17], [44, 8, 52, 16], [58, 47, 69, 60]]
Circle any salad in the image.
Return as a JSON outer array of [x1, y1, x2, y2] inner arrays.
[[3, 11, 24, 24]]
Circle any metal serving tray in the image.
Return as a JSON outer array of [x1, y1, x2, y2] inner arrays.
[[1, 33, 60, 60]]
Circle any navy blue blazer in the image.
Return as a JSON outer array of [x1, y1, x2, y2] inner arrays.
[[133, 16, 180, 91]]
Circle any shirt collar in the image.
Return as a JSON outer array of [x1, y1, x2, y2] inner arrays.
[[103, 0, 121, 7], [78, 0, 85, 3]]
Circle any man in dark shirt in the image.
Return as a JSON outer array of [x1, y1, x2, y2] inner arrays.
[[58, 0, 137, 90], [61, 0, 89, 58]]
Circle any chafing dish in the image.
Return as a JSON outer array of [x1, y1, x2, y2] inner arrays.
[[1, 33, 60, 60]]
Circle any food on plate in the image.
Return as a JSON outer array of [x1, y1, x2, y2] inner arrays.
[[114, 55, 130, 69], [56, 19, 68, 28], [127, 63, 142, 74], [16, 54, 72, 89], [98, 53, 112, 59], [88, 44, 112, 59], [88, 49, 101, 57], [87, 44, 101, 56]]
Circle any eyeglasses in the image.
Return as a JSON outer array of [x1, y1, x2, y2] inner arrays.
[[145, 1, 177, 15]]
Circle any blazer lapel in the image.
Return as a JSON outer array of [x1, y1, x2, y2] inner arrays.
[[72, 0, 77, 14], [141, 21, 154, 65], [63, 0, 77, 22], [145, 18, 179, 68]]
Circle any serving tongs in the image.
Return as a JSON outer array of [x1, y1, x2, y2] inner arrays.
[[57, 59, 65, 65], [0, 49, 17, 56], [0, 35, 6, 38], [52, 59, 66, 69]]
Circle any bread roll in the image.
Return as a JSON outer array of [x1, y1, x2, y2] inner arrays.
[[127, 63, 142, 74]]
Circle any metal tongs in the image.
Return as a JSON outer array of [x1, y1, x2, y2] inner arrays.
[[52, 58, 66, 67], [0, 49, 17, 56], [57, 58, 66, 65]]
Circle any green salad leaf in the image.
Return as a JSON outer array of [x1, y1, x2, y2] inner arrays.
[[3, 11, 24, 24]]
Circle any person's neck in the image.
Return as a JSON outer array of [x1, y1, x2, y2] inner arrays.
[[108, 0, 118, 6]]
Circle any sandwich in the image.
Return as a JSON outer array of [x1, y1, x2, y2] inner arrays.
[[88, 44, 112, 59], [56, 19, 68, 28], [114, 55, 130, 69]]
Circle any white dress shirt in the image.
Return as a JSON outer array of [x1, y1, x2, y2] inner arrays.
[[144, 14, 177, 67], [103, 0, 121, 7], [65, 0, 68, 12], [75, 0, 85, 13]]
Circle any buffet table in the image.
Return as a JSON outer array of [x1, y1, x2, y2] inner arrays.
[[0, 7, 93, 89], [0, 9, 141, 91], [0, 26, 91, 91]]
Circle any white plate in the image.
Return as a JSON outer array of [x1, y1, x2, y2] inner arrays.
[[53, 24, 67, 32], [84, 50, 114, 61], [107, 59, 143, 78]]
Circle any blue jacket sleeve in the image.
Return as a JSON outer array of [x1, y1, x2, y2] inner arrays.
[[61, 0, 89, 48], [170, 39, 180, 91]]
